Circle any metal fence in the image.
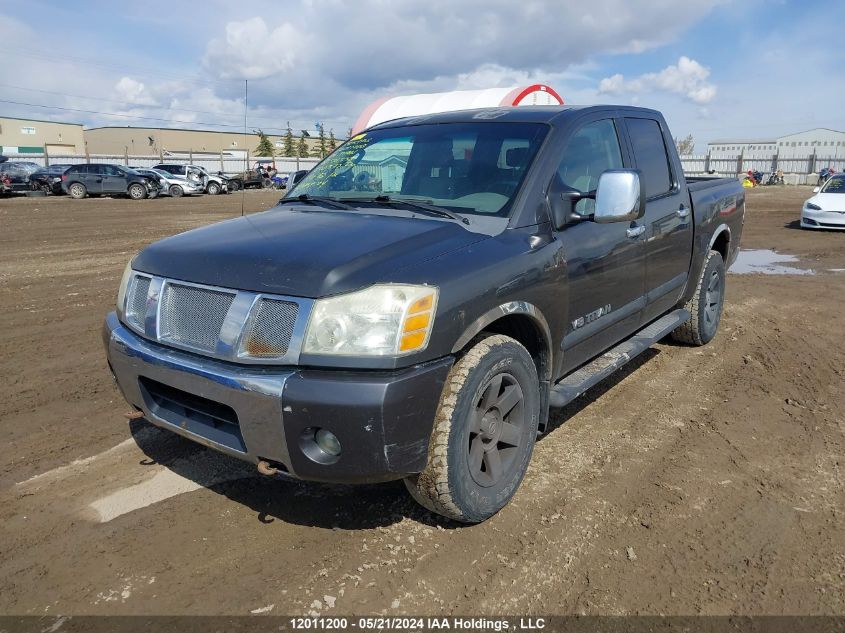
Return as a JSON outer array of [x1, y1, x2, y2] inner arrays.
[[6, 150, 844, 185], [1, 153, 322, 176], [680, 152, 845, 184]]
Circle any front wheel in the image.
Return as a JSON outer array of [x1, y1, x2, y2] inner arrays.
[[404, 334, 540, 523], [228, 179, 241, 192], [671, 250, 725, 346], [68, 182, 87, 199], [206, 181, 221, 195], [128, 183, 147, 200]]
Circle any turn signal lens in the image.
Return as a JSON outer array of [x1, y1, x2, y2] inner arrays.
[[408, 295, 434, 314], [399, 330, 427, 352], [402, 313, 430, 333]]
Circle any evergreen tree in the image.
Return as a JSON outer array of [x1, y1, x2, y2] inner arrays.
[[312, 123, 327, 158], [297, 134, 309, 158], [254, 129, 275, 157], [328, 129, 337, 153], [283, 122, 295, 157]]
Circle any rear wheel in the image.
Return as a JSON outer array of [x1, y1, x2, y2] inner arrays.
[[206, 181, 221, 195], [68, 182, 86, 199], [169, 184, 184, 198], [404, 334, 540, 523], [671, 250, 725, 346], [128, 183, 146, 200]]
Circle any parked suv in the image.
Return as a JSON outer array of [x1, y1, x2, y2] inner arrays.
[[153, 164, 228, 195], [62, 164, 160, 199]]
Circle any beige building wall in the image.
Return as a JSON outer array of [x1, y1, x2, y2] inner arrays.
[[0, 116, 86, 154], [84, 127, 325, 156]]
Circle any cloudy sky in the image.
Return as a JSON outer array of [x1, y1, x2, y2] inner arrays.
[[0, 0, 839, 150]]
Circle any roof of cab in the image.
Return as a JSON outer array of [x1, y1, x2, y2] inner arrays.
[[367, 105, 660, 130]]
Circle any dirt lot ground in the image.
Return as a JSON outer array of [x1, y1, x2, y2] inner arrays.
[[0, 187, 842, 616]]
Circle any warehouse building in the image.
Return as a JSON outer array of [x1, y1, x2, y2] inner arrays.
[[0, 116, 86, 155], [83, 126, 325, 157], [708, 128, 845, 159]]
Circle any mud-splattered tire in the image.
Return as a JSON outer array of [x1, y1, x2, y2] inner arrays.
[[672, 250, 725, 346], [404, 334, 540, 523]]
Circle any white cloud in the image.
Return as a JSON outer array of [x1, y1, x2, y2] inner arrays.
[[203, 17, 307, 80], [598, 56, 717, 104], [113, 77, 158, 106]]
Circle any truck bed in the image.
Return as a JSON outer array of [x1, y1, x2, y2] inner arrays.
[[686, 175, 739, 192]]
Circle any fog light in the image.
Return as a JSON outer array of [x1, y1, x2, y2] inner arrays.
[[315, 429, 341, 456]]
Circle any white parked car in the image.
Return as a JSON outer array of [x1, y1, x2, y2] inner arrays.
[[801, 174, 845, 230], [136, 168, 205, 197]]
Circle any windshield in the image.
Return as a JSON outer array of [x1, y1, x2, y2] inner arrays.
[[288, 121, 548, 216], [822, 175, 845, 193]]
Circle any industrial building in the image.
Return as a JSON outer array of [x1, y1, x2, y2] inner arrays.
[[0, 116, 86, 155], [83, 126, 325, 157], [707, 128, 845, 159]]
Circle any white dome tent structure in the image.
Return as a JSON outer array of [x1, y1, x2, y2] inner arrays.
[[351, 84, 564, 135]]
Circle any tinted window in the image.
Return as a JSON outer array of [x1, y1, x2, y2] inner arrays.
[[291, 122, 548, 216], [556, 119, 624, 214], [625, 118, 673, 198], [70, 164, 89, 174], [103, 165, 122, 176]]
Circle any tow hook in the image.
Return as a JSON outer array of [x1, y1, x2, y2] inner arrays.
[[257, 460, 279, 476], [124, 410, 144, 420]]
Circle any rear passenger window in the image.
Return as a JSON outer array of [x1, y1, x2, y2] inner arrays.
[[625, 118, 673, 198]]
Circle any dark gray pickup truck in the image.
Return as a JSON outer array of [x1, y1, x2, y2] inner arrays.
[[104, 105, 744, 523]]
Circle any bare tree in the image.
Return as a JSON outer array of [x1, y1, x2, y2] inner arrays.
[[675, 134, 695, 155]]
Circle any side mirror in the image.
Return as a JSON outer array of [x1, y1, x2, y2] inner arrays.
[[813, 186, 820, 193], [288, 170, 308, 188], [594, 170, 645, 224]]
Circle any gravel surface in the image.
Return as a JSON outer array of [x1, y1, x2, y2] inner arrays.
[[0, 187, 842, 615]]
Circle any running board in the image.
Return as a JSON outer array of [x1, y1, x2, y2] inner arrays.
[[548, 308, 690, 408]]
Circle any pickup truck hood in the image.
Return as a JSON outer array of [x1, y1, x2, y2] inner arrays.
[[132, 205, 488, 298]]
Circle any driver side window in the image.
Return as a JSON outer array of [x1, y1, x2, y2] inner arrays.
[[556, 119, 624, 214]]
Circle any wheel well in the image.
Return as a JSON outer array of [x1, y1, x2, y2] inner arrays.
[[477, 314, 550, 383], [711, 229, 730, 261]]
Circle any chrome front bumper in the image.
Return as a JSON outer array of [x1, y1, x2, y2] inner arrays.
[[104, 311, 294, 467], [103, 312, 454, 483]]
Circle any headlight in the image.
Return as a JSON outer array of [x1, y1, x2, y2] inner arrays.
[[303, 284, 438, 357], [115, 260, 134, 319], [805, 202, 822, 211]]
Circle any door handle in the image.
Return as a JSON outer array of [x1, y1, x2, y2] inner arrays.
[[677, 206, 690, 218], [626, 225, 646, 238]]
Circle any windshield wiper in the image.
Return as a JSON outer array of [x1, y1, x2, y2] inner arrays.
[[279, 194, 354, 210], [346, 195, 470, 225]]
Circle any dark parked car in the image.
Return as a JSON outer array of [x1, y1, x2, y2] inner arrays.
[[62, 164, 161, 200], [0, 161, 40, 192], [29, 164, 73, 194], [104, 106, 745, 523]]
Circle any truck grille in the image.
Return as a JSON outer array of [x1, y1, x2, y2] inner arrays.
[[158, 282, 235, 353], [121, 273, 309, 364], [241, 298, 298, 357]]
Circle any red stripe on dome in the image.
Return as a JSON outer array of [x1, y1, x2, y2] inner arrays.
[[351, 96, 393, 135], [500, 84, 564, 106]]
